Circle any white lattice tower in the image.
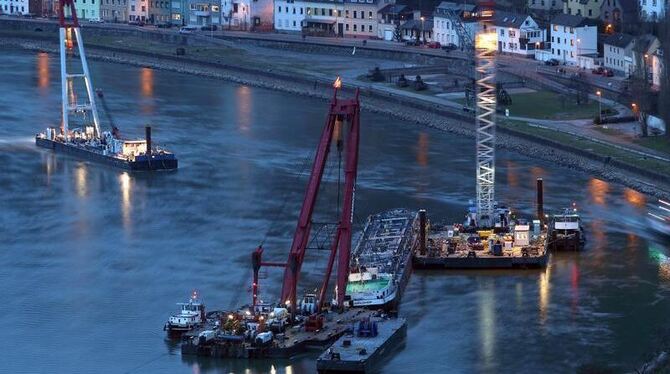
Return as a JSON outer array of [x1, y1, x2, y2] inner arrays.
[[474, 17, 497, 226]]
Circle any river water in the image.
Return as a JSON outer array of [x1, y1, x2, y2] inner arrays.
[[1, 48, 669, 374]]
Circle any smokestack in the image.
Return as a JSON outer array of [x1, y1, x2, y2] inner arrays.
[[145, 126, 152, 156], [419, 209, 427, 255], [537, 178, 544, 225]]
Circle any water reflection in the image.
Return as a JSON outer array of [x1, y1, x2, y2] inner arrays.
[[75, 163, 88, 198], [140, 67, 154, 97], [623, 188, 646, 209], [236, 85, 252, 133], [479, 283, 496, 369], [506, 161, 519, 188], [119, 172, 132, 229], [37, 52, 50, 93], [416, 132, 429, 167], [538, 266, 550, 325], [588, 178, 610, 206]]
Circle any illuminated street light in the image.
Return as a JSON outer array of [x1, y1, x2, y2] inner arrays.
[[596, 90, 602, 124]]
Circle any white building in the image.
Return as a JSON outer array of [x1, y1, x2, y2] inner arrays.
[[652, 49, 663, 87], [493, 11, 545, 57], [433, 1, 476, 48], [544, 13, 597, 66], [221, 0, 272, 30], [603, 32, 635, 75], [274, 0, 305, 32], [639, 0, 666, 21], [1, 0, 29, 14], [129, 0, 149, 21]]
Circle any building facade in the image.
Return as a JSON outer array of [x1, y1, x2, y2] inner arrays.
[[1, 0, 29, 14], [401, 18, 433, 42], [148, 0, 170, 23], [603, 32, 635, 75], [527, 0, 561, 11], [564, 0, 603, 18], [341, 0, 379, 38], [188, 0, 221, 26], [129, 0, 149, 21], [376, 3, 412, 40], [494, 12, 545, 56], [600, 0, 638, 31], [546, 14, 597, 65], [170, 0, 188, 25], [639, 0, 666, 20], [433, 1, 476, 47], [100, 0, 128, 22], [274, 0, 304, 31]]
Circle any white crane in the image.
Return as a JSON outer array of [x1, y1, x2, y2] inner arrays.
[[443, 2, 498, 227]]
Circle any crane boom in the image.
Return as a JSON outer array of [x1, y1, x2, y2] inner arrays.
[[251, 82, 360, 315], [58, 0, 102, 139]]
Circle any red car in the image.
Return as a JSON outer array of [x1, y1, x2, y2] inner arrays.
[[427, 41, 441, 49], [591, 66, 604, 75], [603, 69, 614, 77]]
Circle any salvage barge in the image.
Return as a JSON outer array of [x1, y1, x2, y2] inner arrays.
[[413, 178, 550, 269], [37, 1, 177, 171], [346, 209, 418, 311]]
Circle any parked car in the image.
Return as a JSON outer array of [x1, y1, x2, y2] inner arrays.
[[88, 17, 103, 23], [591, 66, 604, 74], [544, 58, 560, 66], [603, 69, 614, 77], [405, 40, 421, 46], [129, 20, 145, 26], [156, 23, 172, 28], [427, 41, 441, 49], [179, 26, 197, 34], [200, 25, 217, 31], [442, 43, 457, 52]]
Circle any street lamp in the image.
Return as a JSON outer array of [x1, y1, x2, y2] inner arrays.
[[420, 16, 425, 44], [596, 90, 602, 124]]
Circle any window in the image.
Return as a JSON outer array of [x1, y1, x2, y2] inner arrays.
[[368, 11, 372, 18], [141, 5, 145, 11], [293, 20, 296, 26], [588, 9, 592, 16], [292, 7, 295, 14], [570, 39, 574, 46], [353, 10, 357, 18], [369, 24, 372, 32], [346, 23, 349, 30], [329, 9, 332, 16], [553, 24, 558, 31], [285, 6, 288, 12], [500, 29, 505, 36], [345, 10, 349, 17], [321, 8, 324, 15], [277, 6, 280, 12], [300, 7, 303, 14], [131, 5, 135, 10], [354, 24, 357, 31]]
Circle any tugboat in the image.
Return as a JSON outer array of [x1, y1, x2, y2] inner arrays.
[[164, 291, 206, 338], [548, 206, 586, 251], [36, 0, 177, 171]]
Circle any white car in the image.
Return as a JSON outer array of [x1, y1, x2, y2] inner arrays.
[[179, 26, 197, 34], [88, 18, 104, 23]]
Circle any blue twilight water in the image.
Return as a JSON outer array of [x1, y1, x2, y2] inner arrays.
[[1, 48, 669, 374]]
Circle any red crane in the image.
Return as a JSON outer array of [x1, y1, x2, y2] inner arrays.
[[252, 80, 361, 315], [58, 0, 81, 27]]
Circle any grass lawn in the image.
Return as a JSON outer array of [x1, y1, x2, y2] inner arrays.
[[501, 119, 670, 175], [453, 90, 617, 120], [634, 136, 670, 155]]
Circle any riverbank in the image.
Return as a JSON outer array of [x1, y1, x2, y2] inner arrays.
[[2, 32, 669, 200]]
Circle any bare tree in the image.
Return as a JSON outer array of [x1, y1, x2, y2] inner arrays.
[[629, 48, 658, 137]]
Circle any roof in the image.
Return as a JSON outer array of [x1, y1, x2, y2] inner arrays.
[[551, 13, 597, 27], [603, 32, 635, 48], [435, 1, 476, 13], [344, 0, 378, 4], [493, 11, 531, 28], [377, 4, 412, 15], [401, 19, 434, 30], [600, 0, 638, 12], [634, 33, 659, 54]]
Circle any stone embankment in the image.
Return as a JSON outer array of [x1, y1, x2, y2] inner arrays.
[[4, 36, 669, 200]]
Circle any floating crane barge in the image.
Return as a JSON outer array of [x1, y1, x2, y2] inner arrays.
[[174, 83, 405, 373], [35, 0, 177, 171]]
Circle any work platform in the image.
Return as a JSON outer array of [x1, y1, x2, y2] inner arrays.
[[181, 308, 380, 359], [317, 317, 406, 373]]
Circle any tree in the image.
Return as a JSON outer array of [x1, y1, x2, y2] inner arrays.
[[629, 48, 659, 137], [393, 22, 403, 42]]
